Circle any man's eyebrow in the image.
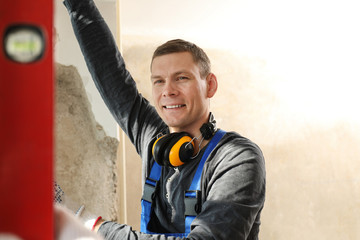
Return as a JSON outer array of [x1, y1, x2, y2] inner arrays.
[[174, 70, 192, 76], [151, 70, 194, 80], [151, 75, 162, 81]]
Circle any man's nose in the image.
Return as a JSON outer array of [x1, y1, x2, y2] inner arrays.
[[163, 81, 178, 97]]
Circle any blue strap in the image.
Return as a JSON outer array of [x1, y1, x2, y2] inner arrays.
[[149, 161, 162, 182], [140, 199, 152, 232], [188, 129, 226, 191], [184, 129, 226, 234], [141, 162, 162, 233]]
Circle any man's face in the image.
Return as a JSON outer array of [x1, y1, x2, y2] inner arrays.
[[151, 52, 212, 133]]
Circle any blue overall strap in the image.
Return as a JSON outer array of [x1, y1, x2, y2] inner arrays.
[[184, 129, 226, 234], [140, 162, 161, 233], [189, 129, 226, 191], [141, 162, 189, 238]]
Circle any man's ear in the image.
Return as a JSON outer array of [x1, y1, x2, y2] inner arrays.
[[206, 73, 218, 98]]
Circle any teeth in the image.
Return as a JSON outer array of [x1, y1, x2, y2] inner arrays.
[[165, 105, 184, 109]]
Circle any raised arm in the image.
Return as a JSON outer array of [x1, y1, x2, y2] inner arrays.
[[63, 0, 165, 153]]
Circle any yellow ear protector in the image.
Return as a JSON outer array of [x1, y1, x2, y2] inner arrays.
[[152, 132, 195, 167], [152, 113, 217, 167]]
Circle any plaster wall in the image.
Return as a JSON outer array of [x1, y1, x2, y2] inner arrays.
[[55, 63, 119, 221]]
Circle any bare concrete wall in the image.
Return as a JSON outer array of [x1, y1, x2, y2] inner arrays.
[[55, 63, 119, 221]]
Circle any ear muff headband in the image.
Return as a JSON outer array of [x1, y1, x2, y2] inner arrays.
[[168, 135, 194, 167]]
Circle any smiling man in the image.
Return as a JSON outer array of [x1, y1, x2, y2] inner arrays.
[[63, 0, 266, 239]]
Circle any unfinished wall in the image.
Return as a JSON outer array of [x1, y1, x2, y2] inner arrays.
[[55, 63, 119, 221]]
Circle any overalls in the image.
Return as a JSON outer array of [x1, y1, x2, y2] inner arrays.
[[141, 130, 226, 237]]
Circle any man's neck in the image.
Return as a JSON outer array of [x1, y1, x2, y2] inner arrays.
[[169, 114, 212, 153]]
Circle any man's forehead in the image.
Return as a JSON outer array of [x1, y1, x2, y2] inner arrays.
[[151, 52, 199, 75], [152, 52, 194, 63]]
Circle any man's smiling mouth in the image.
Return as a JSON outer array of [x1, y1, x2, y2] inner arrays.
[[163, 104, 186, 109]]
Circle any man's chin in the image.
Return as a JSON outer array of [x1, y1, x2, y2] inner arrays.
[[165, 121, 184, 132]]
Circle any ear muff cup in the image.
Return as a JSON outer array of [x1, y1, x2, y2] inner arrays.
[[165, 133, 194, 167], [152, 135, 167, 166], [152, 132, 195, 167]]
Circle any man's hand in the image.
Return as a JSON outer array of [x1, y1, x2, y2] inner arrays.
[[54, 204, 104, 240]]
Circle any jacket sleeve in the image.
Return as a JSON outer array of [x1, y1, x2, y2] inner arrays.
[[63, 0, 165, 155], [99, 222, 184, 240]]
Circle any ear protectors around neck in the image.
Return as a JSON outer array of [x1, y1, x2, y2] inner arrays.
[[152, 112, 217, 167], [152, 132, 195, 167]]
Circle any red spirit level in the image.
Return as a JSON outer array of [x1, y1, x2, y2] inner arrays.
[[0, 0, 53, 239]]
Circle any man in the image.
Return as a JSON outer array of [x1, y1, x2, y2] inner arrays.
[[63, 0, 266, 239]]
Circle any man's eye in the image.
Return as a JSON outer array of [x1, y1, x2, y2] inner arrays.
[[154, 79, 164, 84], [178, 76, 188, 80]]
